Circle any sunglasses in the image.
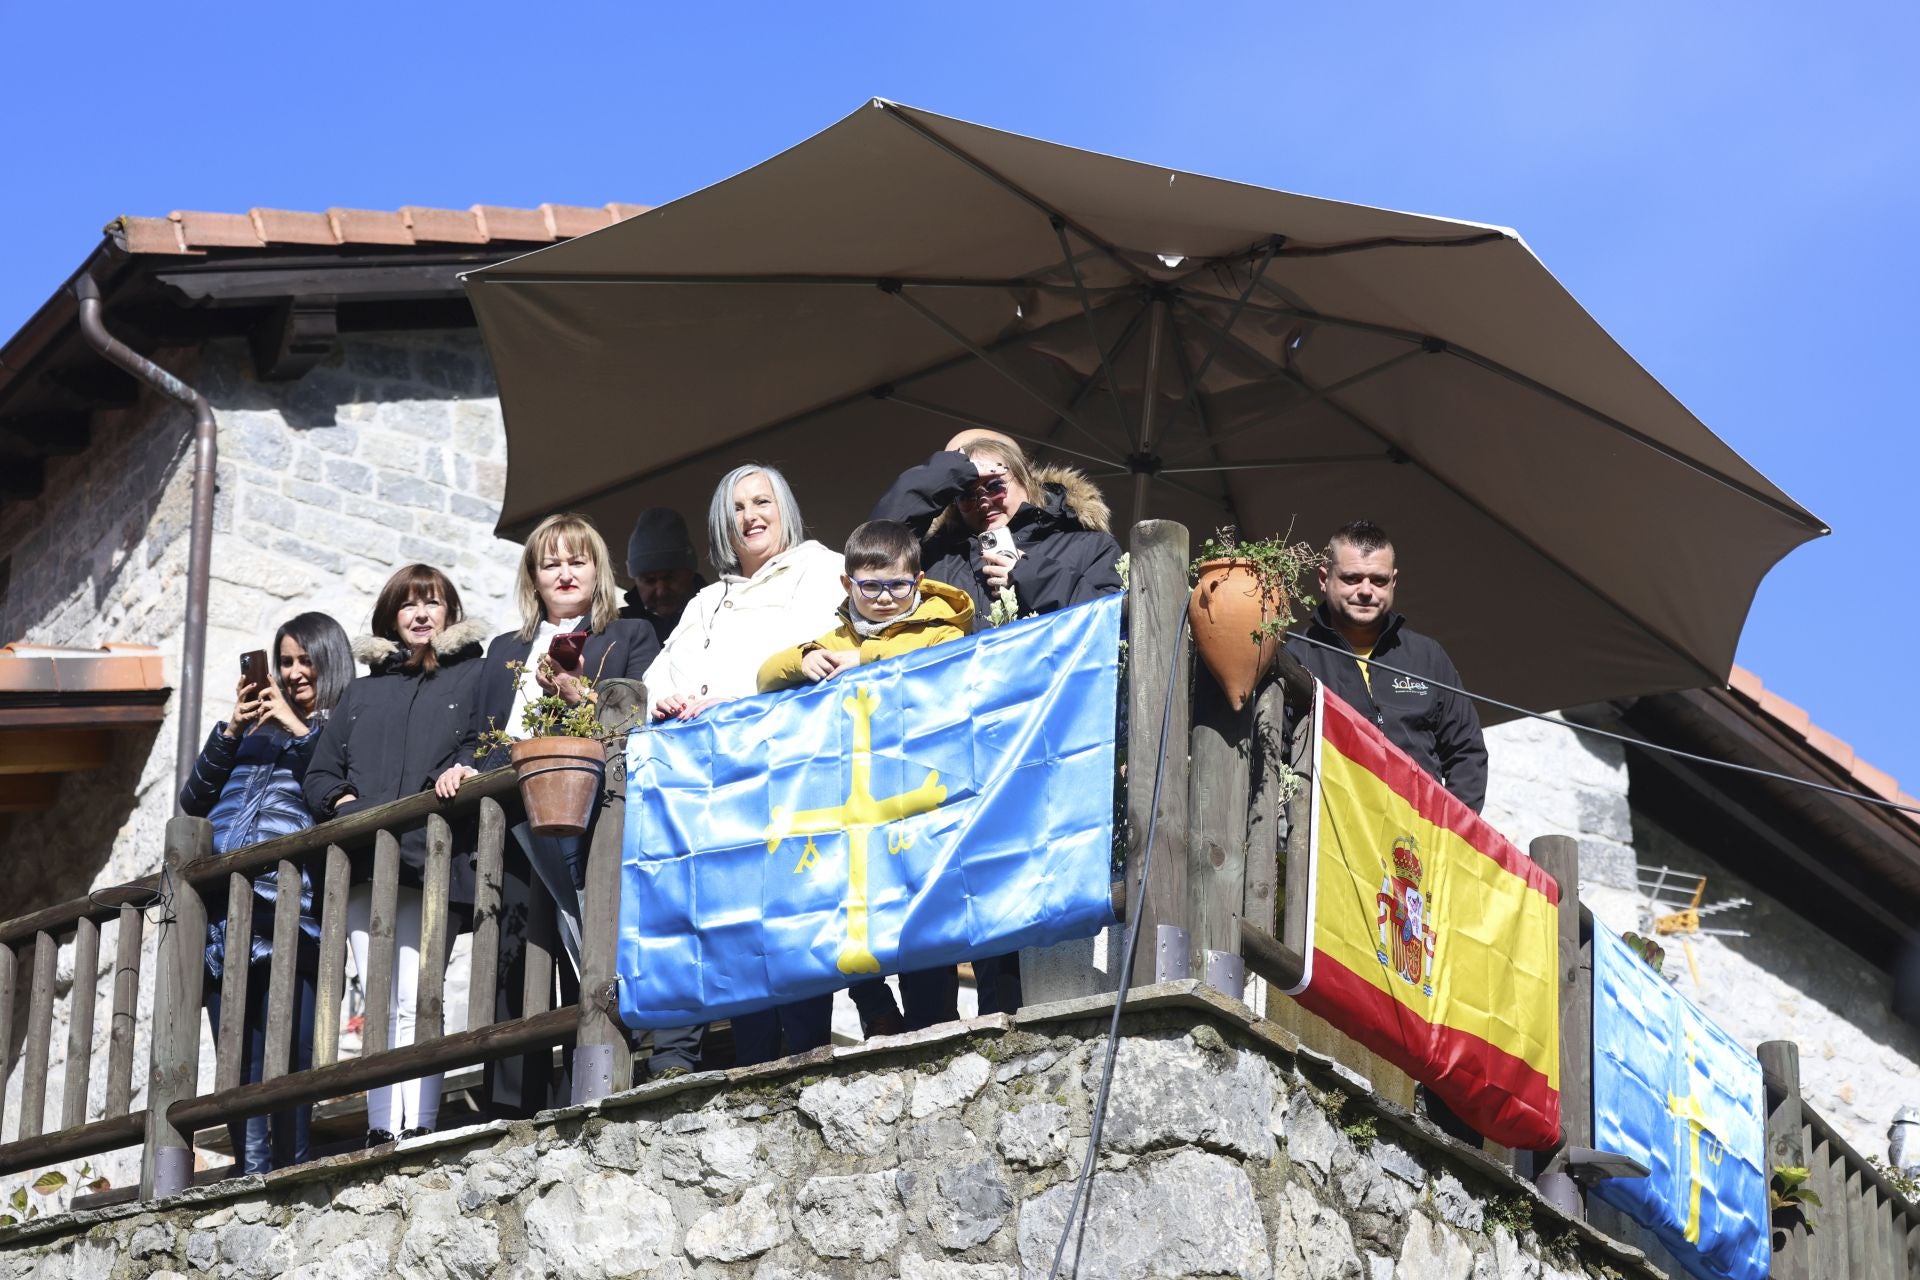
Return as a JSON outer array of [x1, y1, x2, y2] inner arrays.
[[851, 577, 917, 601], [963, 475, 1009, 502]]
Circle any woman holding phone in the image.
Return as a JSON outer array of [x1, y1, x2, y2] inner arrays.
[[438, 513, 659, 969], [180, 610, 351, 1173], [303, 564, 488, 1144]]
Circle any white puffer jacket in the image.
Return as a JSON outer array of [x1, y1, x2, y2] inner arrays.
[[642, 540, 845, 708]]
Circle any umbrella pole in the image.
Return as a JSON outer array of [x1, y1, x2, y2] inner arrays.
[[1133, 298, 1168, 525]]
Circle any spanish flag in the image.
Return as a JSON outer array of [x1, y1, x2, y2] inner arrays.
[[1286, 683, 1561, 1150]]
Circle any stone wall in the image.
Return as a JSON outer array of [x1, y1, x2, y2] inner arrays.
[[0, 987, 1668, 1280], [0, 330, 522, 1181], [1483, 712, 1920, 1161]]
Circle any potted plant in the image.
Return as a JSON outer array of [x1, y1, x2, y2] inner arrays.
[[476, 648, 615, 837], [1188, 526, 1324, 711]]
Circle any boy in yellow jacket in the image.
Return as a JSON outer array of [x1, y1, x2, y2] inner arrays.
[[755, 518, 974, 1038], [757, 519, 974, 692]]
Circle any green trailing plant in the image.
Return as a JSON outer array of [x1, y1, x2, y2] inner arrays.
[[1868, 1157, 1920, 1203], [1192, 525, 1325, 644], [1486, 1193, 1534, 1236], [1770, 1164, 1821, 1237], [474, 650, 616, 762]]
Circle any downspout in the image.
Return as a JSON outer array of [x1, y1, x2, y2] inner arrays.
[[73, 274, 217, 808]]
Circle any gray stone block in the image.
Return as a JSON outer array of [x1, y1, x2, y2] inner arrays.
[[798, 1072, 905, 1155], [910, 1051, 991, 1118], [1270, 1180, 1362, 1280], [1015, 1148, 1270, 1279], [795, 1171, 903, 1261], [685, 1182, 787, 1262], [998, 1101, 1071, 1169], [521, 1172, 679, 1276], [928, 1158, 1013, 1249], [1094, 1031, 1275, 1160]]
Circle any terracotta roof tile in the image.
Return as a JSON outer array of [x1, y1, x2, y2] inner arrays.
[[105, 201, 641, 256], [172, 210, 262, 248], [326, 208, 415, 246], [471, 204, 554, 243], [250, 208, 338, 245], [403, 206, 487, 245], [1726, 663, 1913, 824], [111, 215, 191, 255], [541, 203, 612, 238]]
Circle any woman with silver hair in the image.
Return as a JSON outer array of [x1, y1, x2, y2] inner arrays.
[[643, 463, 843, 722], [640, 463, 844, 1072]]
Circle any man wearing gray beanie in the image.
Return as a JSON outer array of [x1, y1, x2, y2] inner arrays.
[[620, 507, 706, 641]]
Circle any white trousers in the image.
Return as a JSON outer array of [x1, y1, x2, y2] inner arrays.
[[346, 884, 442, 1133]]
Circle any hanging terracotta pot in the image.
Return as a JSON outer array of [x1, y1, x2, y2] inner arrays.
[[1187, 558, 1287, 712], [508, 736, 607, 837]]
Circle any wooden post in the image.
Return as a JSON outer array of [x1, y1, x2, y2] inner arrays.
[[415, 815, 453, 1044], [105, 904, 143, 1117], [1759, 1040, 1811, 1279], [1243, 681, 1285, 939], [312, 844, 350, 1067], [262, 859, 301, 1080], [142, 815, 211, 1199], [213, 872, 254, 1092], [1187, 664, 1251, 989], [19, 930, 55, 1140], [1125, 519, 1191, 987], [576, 677, 643, 1103], [362, 830, 401, 1056], [467, 799, 506, 1032], [0, 942, 14, 1135], [61, 915, 100, 1128], [1530, 836, 1588, 1185]]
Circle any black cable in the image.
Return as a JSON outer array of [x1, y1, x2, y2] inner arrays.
[[1283, 630, 1920, 819], [1046, 608, 1188, 1280]]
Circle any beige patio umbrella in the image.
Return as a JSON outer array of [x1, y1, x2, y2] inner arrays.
[[464, 99, 1825, 717]]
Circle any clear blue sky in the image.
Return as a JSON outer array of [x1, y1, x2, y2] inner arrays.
[[4, 1, 1915, 789]]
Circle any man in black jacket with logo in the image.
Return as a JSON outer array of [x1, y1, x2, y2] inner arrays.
[[1284, 519, 1487, 812]]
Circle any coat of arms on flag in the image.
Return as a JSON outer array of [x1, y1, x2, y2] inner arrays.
[[1285, 681, 1562, 1150], [615, 595, 1123, 1030]]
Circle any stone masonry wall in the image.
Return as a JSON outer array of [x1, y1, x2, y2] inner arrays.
[[0, 330, 521, 1187], [1483, 713, 1920, 1161], [0, 989, 1668, 1280]]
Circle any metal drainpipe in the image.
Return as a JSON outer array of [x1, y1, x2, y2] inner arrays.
[[73, 274, 218, 808]]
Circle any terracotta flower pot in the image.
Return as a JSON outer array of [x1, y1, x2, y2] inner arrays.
[[1188, 558, 1287, 712], [508, 736, 607, 837]]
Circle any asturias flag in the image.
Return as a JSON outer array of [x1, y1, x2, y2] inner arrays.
[[1286, 682, 1562, 1150], [617, 594, 1122, 1029], [1592, 920, 1769, 1280]]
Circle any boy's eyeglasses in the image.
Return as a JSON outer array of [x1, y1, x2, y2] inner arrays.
[[963, 475, 1008, 502], [851, 577, 917, 601]]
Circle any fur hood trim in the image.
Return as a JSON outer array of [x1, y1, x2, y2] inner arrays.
[[352, 617, 492, 671], [929, 461, 1113, 540]]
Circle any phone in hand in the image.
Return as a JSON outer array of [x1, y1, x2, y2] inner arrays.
[[547, 630, 587, 673], [976, 528, 1020, 560], [239, 649, 271, 691]]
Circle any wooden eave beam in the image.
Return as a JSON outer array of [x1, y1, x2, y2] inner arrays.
[[0, 728, 112, 774]]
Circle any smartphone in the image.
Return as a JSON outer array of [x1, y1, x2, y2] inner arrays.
[[239, 649, 271, 691], [976, 528, 1020, 560]]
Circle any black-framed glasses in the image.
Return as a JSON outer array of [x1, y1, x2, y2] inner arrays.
[[851, 577, 916, 601], [963, 475, 1008, 502]]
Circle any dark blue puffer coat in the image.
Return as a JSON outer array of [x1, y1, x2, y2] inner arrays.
[[180, 719, 324, 978]]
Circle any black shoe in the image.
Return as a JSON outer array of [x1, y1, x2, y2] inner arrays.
[[397, 1126, 431, 1140], [365, 1129, 396, 1147]]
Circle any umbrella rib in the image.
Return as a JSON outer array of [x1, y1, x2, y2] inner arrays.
[[470, 271, 1121, 292], [1174, 307, 1720, 683], [882, 394, 1125, 470], [1158, 231, 1508, 294], [886, 285, 1098, 441], [1157, 239, 1280, 448], [1053, 219, 1133, 448], [1236, 285, 1825, 533], [879, 103, 1150, 286], [1162, 309, 1241, 530], [1037, 299, 1151, 458], [1159, 454, 1394, 475]]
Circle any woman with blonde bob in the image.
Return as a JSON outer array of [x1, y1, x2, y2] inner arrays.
[[440, 513, 660, 964]]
